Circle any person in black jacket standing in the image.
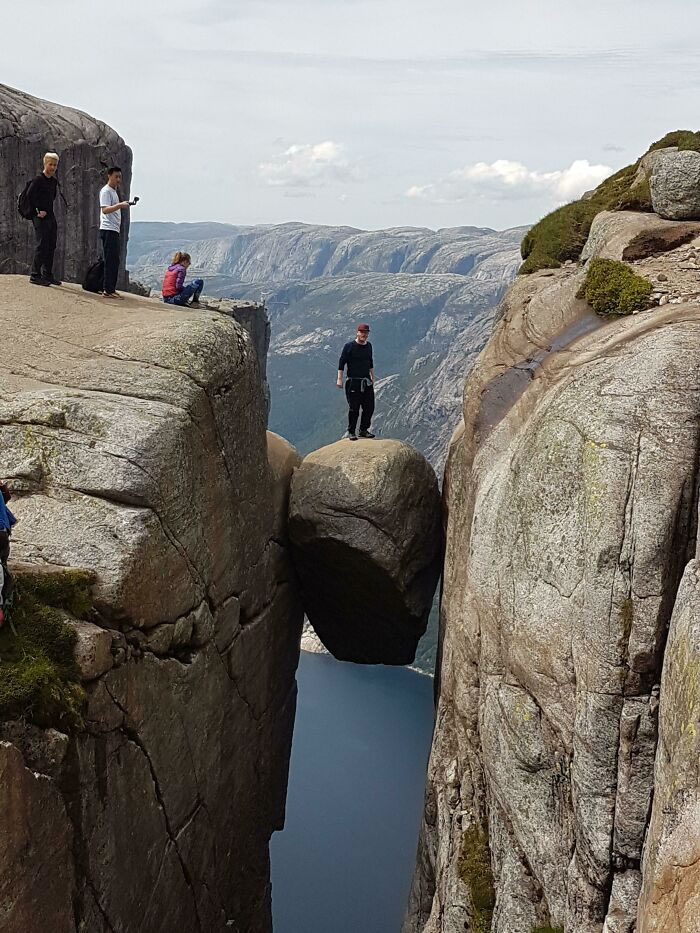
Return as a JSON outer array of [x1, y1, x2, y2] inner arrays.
[[337, 323, 376, 440], [27, 152, 61, 287]]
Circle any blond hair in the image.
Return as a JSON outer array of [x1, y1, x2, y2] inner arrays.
[[43, 152, 59, 163], [171, 251, 191, 265]]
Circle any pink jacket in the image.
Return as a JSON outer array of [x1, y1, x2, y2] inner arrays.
[[162, 263, 186, 297]]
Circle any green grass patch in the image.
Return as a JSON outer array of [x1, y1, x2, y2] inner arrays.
[[458, 824, 495, 933], [519, 130, 700, 275], [577, 258, 653, 316], [648, 130, 700, 152], [519, 164, 653, 275], [0, 569, 95, 728]]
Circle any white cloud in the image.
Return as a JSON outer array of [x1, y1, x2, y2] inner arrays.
[[406, 158, 613, 204], [258, 141, 361, 188]]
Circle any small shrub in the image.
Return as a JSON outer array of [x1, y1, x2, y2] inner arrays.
[[458, 824, 495, 933], [577, 258, 653, 316], [0, 569, 94, 728]]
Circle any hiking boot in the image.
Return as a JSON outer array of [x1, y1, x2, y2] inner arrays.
[[30, 276, 51, 286], [359, 431, 375, 438], [344, 431, 358, 441], [43, 275, 62, 286]]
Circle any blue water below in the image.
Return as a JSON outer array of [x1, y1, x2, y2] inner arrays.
[[271, 652, 435, 933]]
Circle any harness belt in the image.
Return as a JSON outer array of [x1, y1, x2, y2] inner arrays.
[[346, 377, 373, 391]]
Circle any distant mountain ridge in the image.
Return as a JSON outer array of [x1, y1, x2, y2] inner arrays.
[[128, 220, 526, 470], [129, 220, 525, 287]]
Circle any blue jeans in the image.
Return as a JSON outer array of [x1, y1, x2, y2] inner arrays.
[[163, 279, 204, 306]]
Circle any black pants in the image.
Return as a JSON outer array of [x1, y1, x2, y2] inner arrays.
[[100, 230, 121, 293], [345, 379, 375, 433], [31, 215, 57, 279]]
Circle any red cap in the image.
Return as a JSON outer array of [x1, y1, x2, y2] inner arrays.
[[357, 322, 370, 332]]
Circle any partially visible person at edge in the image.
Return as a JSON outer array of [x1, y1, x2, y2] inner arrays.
[[0, 480, 17, 628], [337, 323, 376, 441], [27, 152, 61, 287], [99, 166, 134, 299], [161, 252, 204, 307]]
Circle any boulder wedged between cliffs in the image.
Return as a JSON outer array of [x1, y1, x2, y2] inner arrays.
[[289, 438, 443, 665]]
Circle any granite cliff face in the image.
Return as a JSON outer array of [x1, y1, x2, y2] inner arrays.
[[0, 277, 303, 932], [405, 210, 700, 933], [0, 83, 132, 285], [128, 221, 524, 470]]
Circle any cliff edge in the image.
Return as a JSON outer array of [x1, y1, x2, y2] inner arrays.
[[0, 277, 303, 932]]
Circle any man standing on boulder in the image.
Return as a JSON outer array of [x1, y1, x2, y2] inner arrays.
[[27, 152, 61, 287], [337, 323, 375, 440], [99, 166, 133, 298]]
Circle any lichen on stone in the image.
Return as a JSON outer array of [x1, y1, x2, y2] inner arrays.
[[0, 568, 94, 728], [577, 258, 653, 316], [457, 824, 496, 933]]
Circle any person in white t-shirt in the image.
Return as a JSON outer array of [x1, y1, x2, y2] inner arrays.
[[99, 166, 134, 298]]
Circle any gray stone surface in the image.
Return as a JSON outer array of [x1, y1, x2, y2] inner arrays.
[[0, 83, 133, 286], [405, 212, 700, 933], [68, 619, 114, 681], [289, 438, 442, 665], [637, 561, 700, 933], [0, 742, 76, 933], [581, 209, 700, 261], [0, 277, 303, 932], [650, 149, 700, 220]]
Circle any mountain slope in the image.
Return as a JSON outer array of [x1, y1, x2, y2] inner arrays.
[[128, 221, 525, 469]]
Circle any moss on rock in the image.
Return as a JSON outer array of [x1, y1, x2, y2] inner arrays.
[[531, 927, 564, 933], [0, 568, 95, 728], [577, 258, 653, 316], [458, 824, 495, 933], [519, 131, 700, 274]]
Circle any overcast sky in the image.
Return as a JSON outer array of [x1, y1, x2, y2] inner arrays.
[[3, 0, 700, 231]]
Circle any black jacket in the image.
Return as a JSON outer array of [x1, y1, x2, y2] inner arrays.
[[338, 340, 374, 379], [27, 173, 58, 216]]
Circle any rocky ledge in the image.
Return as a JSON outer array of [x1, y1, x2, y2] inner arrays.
[[0, 277, 303, 933]]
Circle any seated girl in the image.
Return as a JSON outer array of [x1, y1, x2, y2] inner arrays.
[[162, 252, 204, 307]]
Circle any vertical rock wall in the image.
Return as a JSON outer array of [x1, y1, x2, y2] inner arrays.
[[405, 213, 700, 933], [0, 277, 303, 932], [0, 83, 132, 285]]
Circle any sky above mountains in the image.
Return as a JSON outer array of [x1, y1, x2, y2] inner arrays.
[[4, 0, 700, 230]]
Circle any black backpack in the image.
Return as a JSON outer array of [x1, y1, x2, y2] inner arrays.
[[17, 180, 35, 219], [17, 175, 68, 220], [82, 259, 104, 293]]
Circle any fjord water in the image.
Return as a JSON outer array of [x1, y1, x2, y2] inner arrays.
[[271, 651, 435, 933]]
